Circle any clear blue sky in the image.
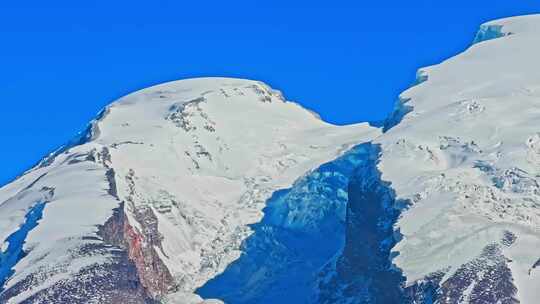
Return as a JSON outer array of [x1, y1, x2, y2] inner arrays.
[[1, 1, 539, 186]]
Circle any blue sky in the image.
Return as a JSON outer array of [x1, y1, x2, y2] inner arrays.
[[1, 1, 539, 185]]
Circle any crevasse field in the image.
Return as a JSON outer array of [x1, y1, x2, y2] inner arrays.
[[1, 14, 540, 304]]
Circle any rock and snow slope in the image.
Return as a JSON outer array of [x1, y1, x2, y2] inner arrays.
[[0, 78, 378, 303], [2, 13, 540, 304], [320, 14, 540, 304], [382, 14, 540, 304]]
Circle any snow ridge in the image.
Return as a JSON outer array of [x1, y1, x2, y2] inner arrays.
[[378, 13, 540, 303], [0, 77, 379, 303], [2, 13, 540, 304]]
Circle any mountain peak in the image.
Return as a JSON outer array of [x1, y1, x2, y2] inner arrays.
[[0, 76, 379, 303]]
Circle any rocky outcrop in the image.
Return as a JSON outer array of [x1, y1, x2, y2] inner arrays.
[[406, 231, 520, 304], [436, 244, 518, 304], [404, 271, 446, 304], [0, 240, 156, 304], [98, 203, 176, 302]]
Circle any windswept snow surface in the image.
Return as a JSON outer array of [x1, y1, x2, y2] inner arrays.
[[2, 13, 540, 304], [0, 77, 379, 303], [377, 14, 540, 303]]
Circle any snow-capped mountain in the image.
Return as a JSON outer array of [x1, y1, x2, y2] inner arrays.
[[320, 14, 540, 304], [2, 13, 540, 304], [0, 78, 378, 303]]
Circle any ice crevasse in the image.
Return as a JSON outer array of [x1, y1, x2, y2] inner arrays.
[[1, 14, 540, 304]]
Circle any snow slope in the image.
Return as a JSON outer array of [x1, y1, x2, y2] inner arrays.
[[0, 78, 379, 303], [313, 14, 540, 304], [2, 13, 540, 304], [378, 14, 540, 303]]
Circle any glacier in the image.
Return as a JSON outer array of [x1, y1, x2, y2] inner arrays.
[[1, 13, 540, 304], [378, 14, 540, 304], [197, 143, 370, 303], [0, 78, 380, 303]]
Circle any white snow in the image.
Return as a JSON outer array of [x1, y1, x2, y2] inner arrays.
[[377, 14, 540, 303], [98, 78, 379, 291], [0, 77, 379, 301], [3, 13, 540, 303]]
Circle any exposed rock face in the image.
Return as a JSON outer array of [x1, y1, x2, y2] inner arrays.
[[437, 244, 518, 304], [0, 149, 172, 303], [405, 231, 519, 304], [129, 205, 176, 297], [91, 146, 176, 301], [0, 241, 155, 304], [98, 202, 176, 301]]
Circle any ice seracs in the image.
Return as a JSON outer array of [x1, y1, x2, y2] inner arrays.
[[378, 14, 540, 303], [2, 13, 540, 304], [0, 77, 379, 303]]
